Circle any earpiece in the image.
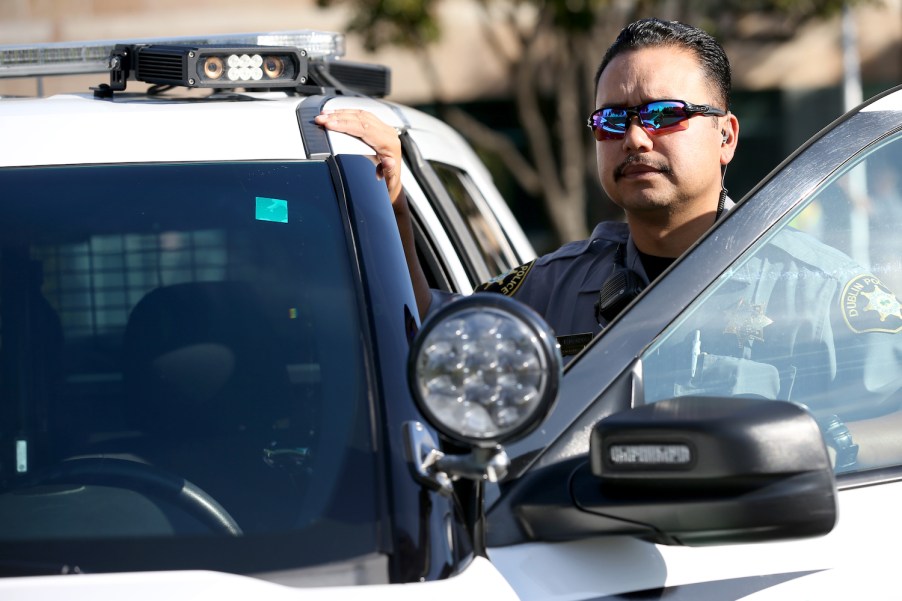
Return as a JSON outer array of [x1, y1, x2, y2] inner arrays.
[[595, 245, 645, 325], [721, 130, 728, 144]]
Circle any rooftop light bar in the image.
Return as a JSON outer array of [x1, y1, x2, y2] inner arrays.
[[0, 30, 346, 79]]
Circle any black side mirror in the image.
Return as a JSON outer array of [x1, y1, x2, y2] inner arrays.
[[492, 397, 836, 547], [580, 396, 836, 545]]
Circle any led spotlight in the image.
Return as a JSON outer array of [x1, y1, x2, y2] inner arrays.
[[408, 293, 561, 446]]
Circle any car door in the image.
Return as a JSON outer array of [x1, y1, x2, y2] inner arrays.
[[488, 86, 902, 599], [318, 97, 535, 296]]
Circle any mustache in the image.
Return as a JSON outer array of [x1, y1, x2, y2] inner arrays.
[[614, 155, 671, 181]]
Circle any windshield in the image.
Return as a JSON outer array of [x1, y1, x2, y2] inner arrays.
[[0, 162, 379, 574]]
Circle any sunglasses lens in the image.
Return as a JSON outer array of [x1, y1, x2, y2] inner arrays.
[[639, 101, 689, 130], [589, 109, 627, 140], [599, 108, 629, 132]]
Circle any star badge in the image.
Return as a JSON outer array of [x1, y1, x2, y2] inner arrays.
[[724, 298, 773, 347], [842, 274, 902, 334], [861, 286, 902, 322]]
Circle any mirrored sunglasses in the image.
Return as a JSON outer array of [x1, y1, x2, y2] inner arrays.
[[587, 99, 726, 141]]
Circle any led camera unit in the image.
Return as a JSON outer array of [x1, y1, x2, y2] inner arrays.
[[120, 44, 307, 89]]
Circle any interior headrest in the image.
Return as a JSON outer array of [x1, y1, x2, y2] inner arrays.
[[123, 281, 290, 437]]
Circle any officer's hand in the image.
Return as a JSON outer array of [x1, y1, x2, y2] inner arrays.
[[314, 109, 403, 206]]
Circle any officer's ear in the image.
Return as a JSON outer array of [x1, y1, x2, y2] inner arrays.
[[720, 114, 739, 165]]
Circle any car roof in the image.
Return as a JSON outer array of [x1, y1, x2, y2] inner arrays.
[[0, 92, 410, 167]]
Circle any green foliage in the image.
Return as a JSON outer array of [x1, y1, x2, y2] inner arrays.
[[317, 0, 441, 51], [545, 0, 598, 32], [709, 0, 875, 36]]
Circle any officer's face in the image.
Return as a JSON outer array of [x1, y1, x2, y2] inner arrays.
[[595, 46, 738, 229]]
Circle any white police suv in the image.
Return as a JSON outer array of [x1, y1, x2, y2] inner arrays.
[[0, 30, 540, 599], [1, 29, 901, 601]]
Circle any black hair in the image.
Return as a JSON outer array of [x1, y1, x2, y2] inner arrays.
[[594, 18, 732, 110]]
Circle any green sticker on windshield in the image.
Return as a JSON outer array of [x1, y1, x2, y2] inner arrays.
[[256, 197, 288, 223]]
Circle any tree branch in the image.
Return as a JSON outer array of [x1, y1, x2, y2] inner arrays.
[[442, 106, 543, 195]]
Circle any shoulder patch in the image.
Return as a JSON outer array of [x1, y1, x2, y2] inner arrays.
[[840, 274, 902, 334], [474, 260, 536, 297]]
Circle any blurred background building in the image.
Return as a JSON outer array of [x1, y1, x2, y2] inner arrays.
[[2, 0, 900, 251]]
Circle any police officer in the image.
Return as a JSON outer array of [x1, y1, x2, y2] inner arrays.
[[317, 20, 902, 472], [315, 18, 740, 357]]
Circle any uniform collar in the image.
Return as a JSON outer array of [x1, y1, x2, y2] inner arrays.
[[588, 220, 630, 244], [603, 196, 736, 284]]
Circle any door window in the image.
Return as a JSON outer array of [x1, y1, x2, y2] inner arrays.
[[429, 162, 520, 278], [640, 132, 902, 474]]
